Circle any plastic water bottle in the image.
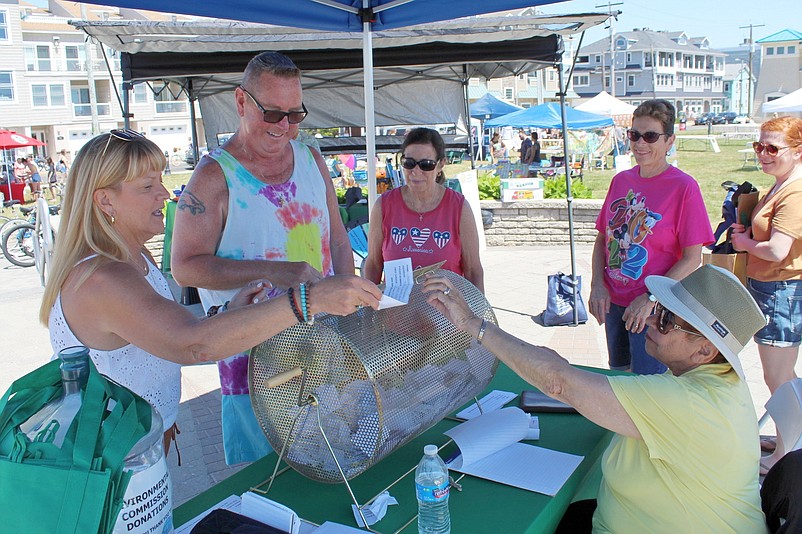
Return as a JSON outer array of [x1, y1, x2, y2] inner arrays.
[[20, 346, 173, 533], [415, 444, 451, 534]]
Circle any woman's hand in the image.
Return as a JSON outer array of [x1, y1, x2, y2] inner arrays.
[[730, 224, 752, 252], [423, 275, 476, 331], [308, 275, 382, 316], [229, 279, 272, 309], [622, 293, 656, 334], [588, 282, 611, 325]]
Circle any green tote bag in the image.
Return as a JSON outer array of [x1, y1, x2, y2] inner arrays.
[[0, 357, 151, 534]]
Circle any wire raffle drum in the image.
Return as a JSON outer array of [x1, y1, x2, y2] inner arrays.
[[249, 270, 498, 483]]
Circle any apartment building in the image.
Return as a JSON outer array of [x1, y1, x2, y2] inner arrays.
[[572, 29, 726, 117], [753, 29, 802, 118], [0, 0, 195, 163]]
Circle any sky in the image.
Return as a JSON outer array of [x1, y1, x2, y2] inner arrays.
[[540, 0, 797, 50]]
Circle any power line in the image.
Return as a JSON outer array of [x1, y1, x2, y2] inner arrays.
[[596, 1, 623, 96]]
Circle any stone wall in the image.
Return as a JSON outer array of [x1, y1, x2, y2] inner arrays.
[[481, 199, 603, 246]]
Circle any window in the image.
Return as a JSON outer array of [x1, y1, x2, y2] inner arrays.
[[132, 83, 148, 104], [628, 75, 635, 87], [776, 46, 785, 54], [154, 82, 187, 114], [0, 9, 8, 41], [766, 47, 774, 55], [788, 46, 796, 54], [65, 46, 83, 71], [24, 46, 52, 72], [595, 54, 601, 63], [577, 55, 589, 63], [31, 84, 65, 107], [616, 76, 623, 83], [504, 88, 513, 99], [572, 74, 589, 86], [604, 76, 610, 87], [626, 52, 632, 63], [0, 71, 13, 101]]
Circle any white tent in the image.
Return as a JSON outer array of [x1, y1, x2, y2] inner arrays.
[[575, 91, 635, 117], [762, 88, 802, 113]]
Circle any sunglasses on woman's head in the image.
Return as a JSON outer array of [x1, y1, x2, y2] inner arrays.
[[401, 157, 438, 172], [752, 141, 792, 157], [239, 86, 308, 124], [655, 303, 703, 337], [627, 129, 670, 143], [102, 129, 145, 158]]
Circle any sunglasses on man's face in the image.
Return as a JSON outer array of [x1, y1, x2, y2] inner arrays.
[[240, 86, 308, 124], [401, 157, 438, 172], [102, 128, 145, 158], [655, 303, 703, 337], [627, 129, 670, 144], [752, 141, 792, 157]]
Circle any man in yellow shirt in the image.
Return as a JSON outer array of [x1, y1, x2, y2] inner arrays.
[[425, 265, 768, 533]]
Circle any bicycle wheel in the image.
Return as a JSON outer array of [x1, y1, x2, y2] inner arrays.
[[1, 222, 35, 267], [171, 153, 184, 168]]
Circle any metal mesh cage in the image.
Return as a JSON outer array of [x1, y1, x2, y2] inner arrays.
[[249, 270, 498, 483]]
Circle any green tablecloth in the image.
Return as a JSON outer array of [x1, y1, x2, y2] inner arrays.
[[174, 364, 614, 533]]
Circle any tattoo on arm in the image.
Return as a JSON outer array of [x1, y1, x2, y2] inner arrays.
[[177, 190, 206, 215]]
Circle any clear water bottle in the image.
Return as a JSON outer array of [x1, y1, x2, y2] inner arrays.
[[20, 346, 173, 533], [415, 444, 450, 534]]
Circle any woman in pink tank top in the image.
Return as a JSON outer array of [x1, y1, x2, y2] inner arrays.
[[364, 127, 484, 292]]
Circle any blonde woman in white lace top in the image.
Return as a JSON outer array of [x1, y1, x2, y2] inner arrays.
[[39, 130, 382, 453]]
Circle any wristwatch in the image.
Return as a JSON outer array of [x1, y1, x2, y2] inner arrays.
[[646, 291, 657, 303]]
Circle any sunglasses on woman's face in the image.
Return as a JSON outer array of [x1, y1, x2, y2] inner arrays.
[[401, 157, 438, 172], [752, 141, 791, 157], [655, 303, 703, 337], [102, 128, 145, 158], [240, 86, 308, 124], [627, 129, 670, 144]]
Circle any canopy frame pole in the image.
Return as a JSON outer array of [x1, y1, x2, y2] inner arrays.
[[362, 0, 377, 213], [557, 59, 579, 326], [462, 65, 475, 169]]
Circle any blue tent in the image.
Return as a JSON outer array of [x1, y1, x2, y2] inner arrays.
[[486, 102, 614, 129], [470, 93, 523, 120]]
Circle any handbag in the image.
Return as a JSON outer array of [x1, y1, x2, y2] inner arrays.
[[0, 358, 151, 533], [543, 272, 588, 326]]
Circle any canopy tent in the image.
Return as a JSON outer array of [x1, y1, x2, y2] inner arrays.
[[762, 88, 802, 113], [575, 91, 635, 121], [485, 102, 614, 129], [74, 8, 611, 328], [470, 93, 523, 120], [0, 130, 45, 201]]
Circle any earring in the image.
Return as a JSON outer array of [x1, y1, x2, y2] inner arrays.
[[111, 214, 115, 224]]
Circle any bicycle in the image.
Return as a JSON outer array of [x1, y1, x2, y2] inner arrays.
[[170, 151, 184, 168], [1, 199, 59, 286], [0, 198, 26, 235]]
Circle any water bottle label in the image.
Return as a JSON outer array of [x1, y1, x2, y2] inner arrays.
[[114, 455, 173, 533], [416, 480, 449, 503]]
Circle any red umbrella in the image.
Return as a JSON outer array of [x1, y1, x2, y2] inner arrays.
[[0, 130, 45, 202]]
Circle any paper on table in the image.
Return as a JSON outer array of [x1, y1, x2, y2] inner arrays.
[[379, 257, 413, 309], [445, 407, 583, 496], [455, 389, 518, 420], [241, 491, 300, 534], [173, 494, 241, 534]]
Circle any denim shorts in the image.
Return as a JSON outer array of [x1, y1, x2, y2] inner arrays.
[[604, 303, 667, 375], [747, 278, 802, 348]]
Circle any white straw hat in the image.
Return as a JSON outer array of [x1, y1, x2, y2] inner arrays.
[[645, 265, 766, 380]]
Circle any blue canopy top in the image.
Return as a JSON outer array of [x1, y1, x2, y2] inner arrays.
[[470, 93, 523, 120], [485, 102, 614, 129]]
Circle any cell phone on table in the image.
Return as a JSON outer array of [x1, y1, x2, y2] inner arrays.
[[518, 390, 578, 414]]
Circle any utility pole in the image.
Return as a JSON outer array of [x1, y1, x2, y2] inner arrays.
[[80, 4, 100, 135], [597, 1, 623, 96], [739, 23, 764, 118]]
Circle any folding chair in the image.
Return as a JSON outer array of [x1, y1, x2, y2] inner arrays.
[[761, 449, 802, 532], [765, 378, 802, 454], [347, 222, 370, 275]]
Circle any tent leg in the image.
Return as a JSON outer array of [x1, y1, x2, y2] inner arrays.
[[363, 2, 377, 214], [557, 61, 579, 326]]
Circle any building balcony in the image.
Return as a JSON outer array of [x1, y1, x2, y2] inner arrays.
[[73, 103, 111, 117]]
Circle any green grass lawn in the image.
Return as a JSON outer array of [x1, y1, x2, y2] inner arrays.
[[165, 135, 773, 231]]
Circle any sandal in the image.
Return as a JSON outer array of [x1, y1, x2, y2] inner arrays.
[[761, 436, 777, 453]]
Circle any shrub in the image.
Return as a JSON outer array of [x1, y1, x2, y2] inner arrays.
[[543, 177, 593, 199], [477, 172, 501, 200]]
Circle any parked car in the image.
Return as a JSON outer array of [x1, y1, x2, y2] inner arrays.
[[184, 146, 209, 167], [734, 115, 752, 124], [694, 112, 716, 125], [715, 112, 738, 124]]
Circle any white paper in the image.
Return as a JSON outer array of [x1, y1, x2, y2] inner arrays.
[[241, 491, 300, 534], [455, 390, 518, 420], [314, 521, 367, 533], [174, 494, 241, 534], [351, 491, 398, 527], [444, 407, 583, 496], [379, 257, 413, 309]]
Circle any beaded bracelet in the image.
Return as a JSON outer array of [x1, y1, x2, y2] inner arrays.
[[287, 287, 305, 323], [299, 282, 314, 325]]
